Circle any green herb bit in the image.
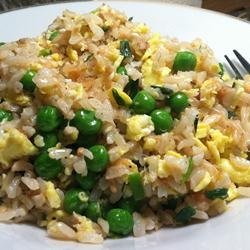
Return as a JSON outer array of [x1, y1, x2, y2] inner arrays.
[[194, 115, 199, 133], [205, 188, 228, 200], [227, 110, 236, 119], [218, 63, 224, 77], [49, 30, 59, 41], [39, 48, 52, 57], [128, 17, 133, 21], [0, 42, 5, 46], [84, 53, 93, 62], [112, 88, 127, 106], [162, 196, 184, 210], [128, 172, 145, 201], [181, 158, 194, 183], [175, 206, 196, 224], [120, 40, 132, 58], [151, 85, 174, 96], [124, 79, 139, 99]]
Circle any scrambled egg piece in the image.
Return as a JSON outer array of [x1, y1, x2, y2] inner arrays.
[[207, 129, 232, 163], [200, 79, 218, 108], [143, 137, 157, 151], [226, 183, 239, 201], [0, 128, 37, 165], [69, 83, 85, 102], [219, 158, 250, 185], [12, 94, 32, 107], [157, 159, 170, 178], [158, 151, 183, 178], [194, 138, 208, 154], [66, 47, 78, 62], [141, 58, 171, 86], [141, 33, 171, 86], [51, 53, 61, 61], [30, 62, 42, 71], [126, 115, 154, 141], [133, 23, 150, 34], [111, 87, 132, 107], [45, 181, 61, 209], [209, 129, 232, 153], [47, 210, 67, 221], [195, 122, 210, 139], [193, 171, 211, 192]]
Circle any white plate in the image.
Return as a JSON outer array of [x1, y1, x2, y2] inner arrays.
[[0, 1, 250, 250]]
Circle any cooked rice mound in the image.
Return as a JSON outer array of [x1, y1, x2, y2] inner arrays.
[[0, 5, 250, 244]]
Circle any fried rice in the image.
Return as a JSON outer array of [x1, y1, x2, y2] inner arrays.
[[0, 5, 250, 244]]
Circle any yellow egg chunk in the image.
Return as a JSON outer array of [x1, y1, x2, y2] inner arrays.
[[226, 184, 239, 201], [219, 158, 250, 185], [143, 137, 157, 151], [193, 171, 211, 192], [157, 159, 170, 178], [0, 128, 38, 166], [126, 115, 154, 141], [209, 129, 232, 153], [45, 181, 61, 209], [195, 122, 210, 139], [200, 79, 218, 108]]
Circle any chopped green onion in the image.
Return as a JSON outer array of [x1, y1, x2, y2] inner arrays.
[[120, 40, 132, 58], [194, 115, 199, 133], [218, 63, 224, 77], [112, 88, 125, 106], [128, 172, 145, 201], [102, 26, 110, 32], [175, 206, 196, 224], [49, 30, 59, 41], [232, 82, 236, 88], [39, 48, 52, 57], [84, 53, 93, 62], [162, 196, 184, 210], [128, 17, 133, 21], [205, 188, 228, 200], [0, 42, 5, 46], [228, 110, 236, 119], [181, 158, 194, 183], [151, 85, 174, 96], [124, 79, 139, 99]]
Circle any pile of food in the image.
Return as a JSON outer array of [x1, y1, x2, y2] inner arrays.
[[0, 5, 250, 244]]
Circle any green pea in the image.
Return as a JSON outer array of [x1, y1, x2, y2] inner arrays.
[[172, 51, 197, 72], [71, 109, 102, 136], [86, 145, 109, 173], [150, 109, 173, 134], [169, 91, 189, 113], [63, 189, 89, 214], [41, 133, 58, 149], [0, 109, 13, 123], [75, 171, 99, 191], [75, 134, 97, 148], [107, 208, 134, 236], [34, 151, 63, 180], [132, 90, 156, 114], [116, 66, 127, 75], [117, 198, 137, 214], [86, 201, 102, 222], [36, 105, 63, 132], [20, 70, 37, 92], [128, 172, 145, 201], [39, 48, 51, 57], [49, 30, 59, 41]]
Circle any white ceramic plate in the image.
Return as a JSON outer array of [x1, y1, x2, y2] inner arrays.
[[0, 1, 250, 250]]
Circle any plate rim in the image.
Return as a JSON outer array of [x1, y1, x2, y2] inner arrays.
[[0, 0, 249, 27]]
